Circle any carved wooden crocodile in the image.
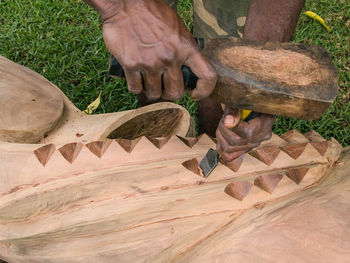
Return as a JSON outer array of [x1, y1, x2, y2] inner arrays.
[[0, 56, 349, 263]]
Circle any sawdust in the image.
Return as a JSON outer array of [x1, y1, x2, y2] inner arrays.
[[218, 46, 327, 86]]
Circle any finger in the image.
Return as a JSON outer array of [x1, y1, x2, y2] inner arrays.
[[216, 129, 259, 154], [248, 114, 276, 128], [245, 114, 275, 141], [184, 52, 217, 101], [162, 64, 184, 100], [231, 120, 254, 139], [218, 119, 251, 146], [216, 130, 254, 162], [232, 114, 275, 143], [220, 150, 245, 162], [233, 114, 271, 140], [217, 142, 246, 162], [224, 107, 241, 129], [124, 70, 143, 95], [142, 71, 162, 101]]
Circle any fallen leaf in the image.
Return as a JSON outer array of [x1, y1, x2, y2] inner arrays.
[[304, 11, 331, 32], [83, 91, 102, 115]]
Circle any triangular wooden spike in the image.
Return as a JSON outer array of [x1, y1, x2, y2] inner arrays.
[[182, 158, 204, 177], [220, 154, 244, 172], [225, 181, 253, 201], [281, 143, 308, 160], [286, 167, 309, 185], [260, 133, 288, 148], [85, 140, 112, 158], [58, 143, 83, 164], [304, 130, 326, 142], [34, 144, 56, 167], [280, 129, 308, 144], [254, 174, 283, 193], [146, 136, 172, 149], [116, 138, 141, 153], [249, 146, 280, 166], [330, 137, 342, 148], [176, 135, 199, 148], [311, 141, 328, 157]]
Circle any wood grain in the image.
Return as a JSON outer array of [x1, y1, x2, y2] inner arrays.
[[0, 56, 64, 143], [0, 57, 347, 263], [204, 38, 338, 120], [0, 133, 344, 262]]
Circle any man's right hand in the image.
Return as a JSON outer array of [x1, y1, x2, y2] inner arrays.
[[216, 106, 275, 162], [90, 0, 217, 101]]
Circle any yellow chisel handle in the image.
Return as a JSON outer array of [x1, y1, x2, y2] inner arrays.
[[241, 109, 252, 120]]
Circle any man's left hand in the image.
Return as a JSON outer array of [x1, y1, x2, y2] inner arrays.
[[216, 106, 275, 162]]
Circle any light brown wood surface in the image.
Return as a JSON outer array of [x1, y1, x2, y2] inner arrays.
[[0, 56, 64, 143], [0, 130, 345, 262], [0, 57, 348, 263], [0, 56, 191, 145]]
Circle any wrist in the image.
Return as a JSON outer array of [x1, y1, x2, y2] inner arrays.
[[84, 0, 124, 21]]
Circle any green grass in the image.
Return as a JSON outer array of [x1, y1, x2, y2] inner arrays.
[[275, 0, 350, 146], [0, 0, 349, 145]]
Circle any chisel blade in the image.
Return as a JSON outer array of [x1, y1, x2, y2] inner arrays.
[[199, 148, 219, 178]]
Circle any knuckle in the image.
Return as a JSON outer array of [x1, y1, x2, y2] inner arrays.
[[160, 54, 175, 65], [227, 139, 235, 147], [254, 142, 262, 149], [263, 131, 273, 141], [145, 91, 161, 101], [159, 45, 177, 63], [223, 153, 234, 162], [227, 135, 238, 146], [202, 67, 217, 82], [143, 59, 162, 71], [124, 61, 139, 71], [245, 129, 255, 140], [221, 144, 232, 154], [128, 86, 141, 94], [235, 137, 245, 145], [221, 144, 228, 153]]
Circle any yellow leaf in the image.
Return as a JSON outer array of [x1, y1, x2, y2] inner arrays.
[[83, 91, 102, 115], [304, 11, 331, 32]]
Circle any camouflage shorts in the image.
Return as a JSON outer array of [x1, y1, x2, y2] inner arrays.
[[165, 0, 250, 38]]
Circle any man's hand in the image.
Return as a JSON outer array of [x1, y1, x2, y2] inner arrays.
[[216, 106, 275, 162], [94, 0, 216, 101]]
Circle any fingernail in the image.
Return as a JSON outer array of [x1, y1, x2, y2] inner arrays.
[[224, 115, 234, 125]]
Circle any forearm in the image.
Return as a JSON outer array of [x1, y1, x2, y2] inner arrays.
[[83, 0, 123, 20]]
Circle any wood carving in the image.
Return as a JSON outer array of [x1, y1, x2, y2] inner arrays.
[[254, 174, 283, 193], [249, 146, 281, 166], [0, 57, 349, 262], [224, 181, 253, 201], [286, 167, 310, 184]]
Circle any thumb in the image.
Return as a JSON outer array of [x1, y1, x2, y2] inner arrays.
[[184, 52, 217, 101], [224, 107, 241, 129]]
